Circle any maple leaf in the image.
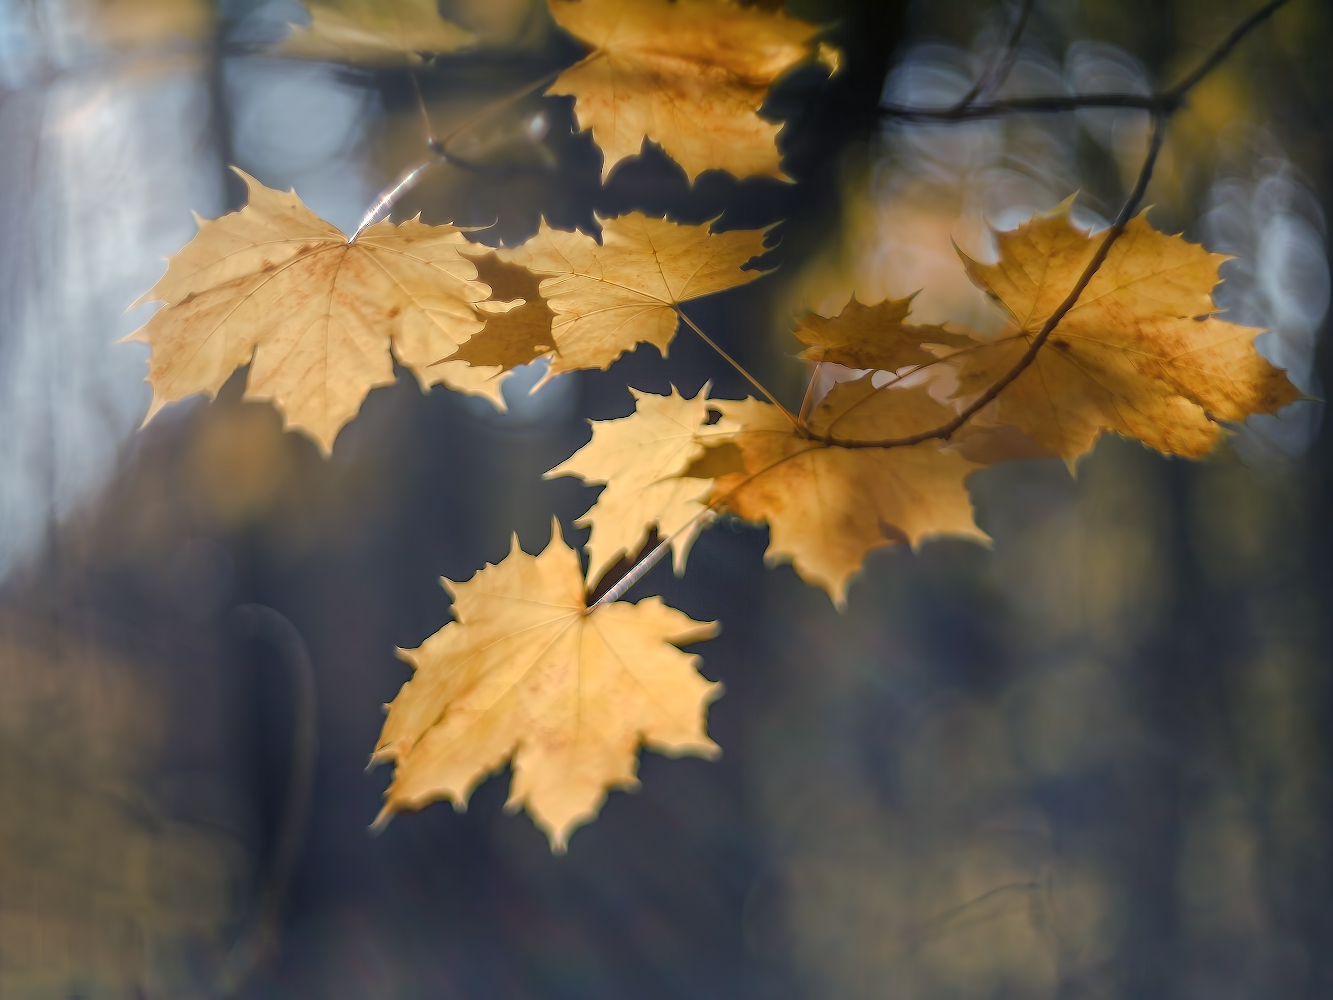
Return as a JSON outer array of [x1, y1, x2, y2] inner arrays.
[[373, 521, 721, 851], [546, 0, 824, 181], [547, 385, 739, 586], [953, 202, 1300, 463], [278, 0, 473, 64], [127, 169, 506, 453], [445, 252, 556, 370], [707, 383, 987, 606], [473, 213, 768, 377], [793, 295, 977, 371]]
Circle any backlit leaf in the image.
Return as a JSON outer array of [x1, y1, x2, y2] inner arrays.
[[707, 384, 987, 607], [374, 521, 721, 851], [475, 213, 768, 376], [126, 169, 504, 453], [953, 202, 1300, 463], [546, 0, 824, 180]]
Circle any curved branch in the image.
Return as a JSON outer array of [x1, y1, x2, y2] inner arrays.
[[952, 0, 1035, 109]]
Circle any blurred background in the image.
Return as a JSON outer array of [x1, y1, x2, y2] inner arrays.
[[1, 0, 1331, 996]]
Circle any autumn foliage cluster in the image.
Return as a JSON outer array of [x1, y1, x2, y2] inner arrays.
[[127, 0, 1298, 850]]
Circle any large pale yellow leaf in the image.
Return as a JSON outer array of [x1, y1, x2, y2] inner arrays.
[[546, 0, 823, 180], [708, 384, 987, 607], [794, 295, 977, 371], [127, 169, 506, 453], [546, 385, 739, 586], [278, 0, 473, 64], [374, 522, 721, 851], [954, 203, 1300, 462], [477, 213, 768, 376]]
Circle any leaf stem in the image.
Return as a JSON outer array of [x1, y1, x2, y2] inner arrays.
[[798, 361, 823, 423], [677, 307, 802, 430], [587, 511, 719, 610]]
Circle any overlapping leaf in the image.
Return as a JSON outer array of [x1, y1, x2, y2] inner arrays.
[[706, 384, 988, 606], [546, 0, 829, 180], [468, 213, 768, 376], [793, 295, 977, 371], [547, 385, 739, 586], [953, 203, 1300, 462], [127, 170, 505, 453], [278, 0, 473, 64], [448, 253, 557, 370], [373, 522, 721, 851]]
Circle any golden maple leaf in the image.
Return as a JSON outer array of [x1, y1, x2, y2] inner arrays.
[[373, 522, 721, 851], [793, 295, 977, 371], [446, 252, 556, 370], [474, 213, 768, 377], [127, 170, 506, 453], [707, 384, 987, 606], [546, 385, 739, 586], [953, 202, 1300, 463], [278, 0, 473, 64], [546, 0, 823, 181]]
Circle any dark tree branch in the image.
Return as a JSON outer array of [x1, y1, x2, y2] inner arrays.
[[881, 0, 1289, 123]]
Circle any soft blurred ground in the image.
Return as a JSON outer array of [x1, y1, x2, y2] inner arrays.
[[1, 0, 1331, 997]]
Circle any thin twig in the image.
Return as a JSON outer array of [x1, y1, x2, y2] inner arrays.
[[588, 532, 675, 610], [953, 0, 1035, 108], [883, 93, 1164, 121], [408, 67, 437, 147], [883, 0, 1290, 123], [1164, 0, 1289, 99], [431, 66, 563, 158], [350, 67, 564, 233], [677, 308, 802, 430]]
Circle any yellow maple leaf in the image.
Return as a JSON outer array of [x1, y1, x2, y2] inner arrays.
[[793, 295, 978, 371], [708, 383, 988, 607], [953, 202, 1300, 463], [127, 169, 506, 453], [546, 385, 739, 586], [278, 0, 473, 64], [373, 521, 721, 851], [475, 213, 768, 377], [546, 0, 823, 181], [445, 252, 556, 370]]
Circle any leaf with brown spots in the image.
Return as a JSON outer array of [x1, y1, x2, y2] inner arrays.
[[126, 169, 504, 453], [953, 202, 1301, 463], [278, 0, 473, 65], [373, 521, 721, 852], [546, 0, 827, 181], [472, 213, 769, 377], [706, 383, 988, 607], [445, 253, 557, 371], [794, 294, 979, 371]]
